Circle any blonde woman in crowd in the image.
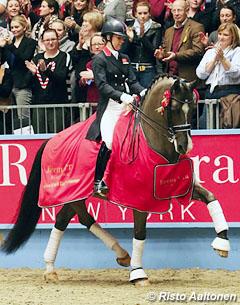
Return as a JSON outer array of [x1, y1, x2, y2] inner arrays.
[[71, 10, 103, 102], [2, 15, 37, 120], [196, 22, 240, 99], [79, 32, 106, 103], [64, 0, 96, 41], [200, 5, 240, 47]]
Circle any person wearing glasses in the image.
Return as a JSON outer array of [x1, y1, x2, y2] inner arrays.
[[25, 28, 71, 133], [70, 10, 103, 104], [79, 32, 106, 104]]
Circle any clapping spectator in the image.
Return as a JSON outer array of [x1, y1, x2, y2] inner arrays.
[[154, 0, 204, 82], [25, 28, 71, 133], [196, 22, 240, 99], [200, 5, 240, 47], [64, 0, 96, 41], [196, 23, 240, 128], [3, 15, 36, 120], [126, 1, 162, 87], [71, 10, 103, 102]]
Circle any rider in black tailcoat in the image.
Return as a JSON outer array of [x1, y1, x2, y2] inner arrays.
[[86, 17, 145, 198]]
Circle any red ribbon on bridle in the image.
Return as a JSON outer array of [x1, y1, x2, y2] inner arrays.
[[156, 89, 171, 115], [156, 88, 200, 115], [193, 88, 200, 103]]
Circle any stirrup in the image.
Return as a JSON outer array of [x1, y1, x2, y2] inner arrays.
[[93, 180, 109, 199]]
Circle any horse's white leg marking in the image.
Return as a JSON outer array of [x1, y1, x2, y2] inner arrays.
[[129, 238, 148, 282], [89, 223, 127, 258], [44, 227, 64, 272]]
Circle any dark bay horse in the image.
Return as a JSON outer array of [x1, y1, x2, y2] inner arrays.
[[1, 75, 230, 286]]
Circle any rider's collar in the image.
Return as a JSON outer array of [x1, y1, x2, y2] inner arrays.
[[103, 46, 119, 59]]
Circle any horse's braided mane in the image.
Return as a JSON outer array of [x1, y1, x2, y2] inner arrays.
[[141, 73, 181, 104]]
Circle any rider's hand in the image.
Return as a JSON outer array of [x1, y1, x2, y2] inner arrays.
[[120, 93, 134, 105]]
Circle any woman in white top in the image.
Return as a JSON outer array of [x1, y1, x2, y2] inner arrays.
[[196, 22, 240, 99]]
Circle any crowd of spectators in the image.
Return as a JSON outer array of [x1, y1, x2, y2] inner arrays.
[[0, 0, 240, 134]]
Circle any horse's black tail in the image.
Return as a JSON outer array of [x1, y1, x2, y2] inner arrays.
[[1, 141, 48, 254]]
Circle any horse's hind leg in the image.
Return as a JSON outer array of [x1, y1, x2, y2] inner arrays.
[[43, 203, 76, 282], [71, 200, 130, 267], [193, 181, 230, 257], [129, 210, 149, 286]]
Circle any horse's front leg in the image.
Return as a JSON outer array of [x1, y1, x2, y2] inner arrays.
[[193, 181, 230, 257], [130, 210, 150, 286], [43, 204, 75, 282]]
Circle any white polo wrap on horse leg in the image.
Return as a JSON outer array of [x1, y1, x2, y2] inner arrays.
[[129, 238, 148, 282], [44, 227, 64, 272], [207, 200, 228, 233], [208, 200, 230, 252], [89, 223, 126, 257]]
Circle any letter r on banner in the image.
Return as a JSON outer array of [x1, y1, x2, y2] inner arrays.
[[0, 144, 27, 186]]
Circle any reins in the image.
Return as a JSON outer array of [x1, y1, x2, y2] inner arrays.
[[130, 102, 175, 142], [130, 93, 194, 143], [119, 79, 195, 163]]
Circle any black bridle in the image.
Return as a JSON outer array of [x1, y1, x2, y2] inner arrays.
[[131, 92, 194, 143]]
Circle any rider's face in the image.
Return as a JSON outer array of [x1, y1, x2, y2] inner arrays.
[[110, 34, 125, 51]]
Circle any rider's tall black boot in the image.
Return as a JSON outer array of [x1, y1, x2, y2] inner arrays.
[[93, 142, 111, 198]]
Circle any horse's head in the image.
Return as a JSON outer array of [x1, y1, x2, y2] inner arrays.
[[140, 75, 198, 160], [164, 78, 197, 155]]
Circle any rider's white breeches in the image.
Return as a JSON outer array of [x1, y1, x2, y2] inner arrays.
[[100, 99, 125, 149]]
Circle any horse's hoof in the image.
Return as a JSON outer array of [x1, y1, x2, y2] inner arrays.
[[129, 268, 148, 285], [211, 237, 230, 258], [134, 278, 150, 287], [43, 271, 59, 283], [215, 249, 228, 257], [116, 253, 131, 267]]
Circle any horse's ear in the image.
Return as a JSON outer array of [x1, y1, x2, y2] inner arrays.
[[188, 79, 199, 90], [171, 79, 180, 92]]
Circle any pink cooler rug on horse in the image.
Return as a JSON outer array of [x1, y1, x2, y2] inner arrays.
[[39, 113, 194, 214]]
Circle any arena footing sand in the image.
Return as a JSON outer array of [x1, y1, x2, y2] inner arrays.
[[0, 268, 239, 305]]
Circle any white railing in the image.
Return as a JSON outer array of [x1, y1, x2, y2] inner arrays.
[[0, 100, 222, 135], [0, 103, 97, 135]]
